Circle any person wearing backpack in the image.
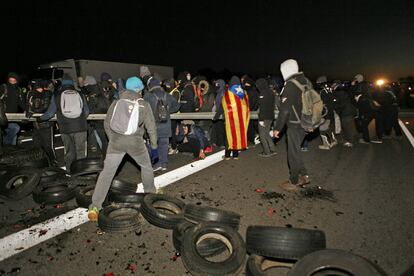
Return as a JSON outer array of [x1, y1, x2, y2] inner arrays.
[[88, 76, 159, 222], [273, 59, 312, 192], [144, 77, 180, 171], [39, 74, 89, 173], [25, 79, 57, 165], [0, 72, 25, 145]]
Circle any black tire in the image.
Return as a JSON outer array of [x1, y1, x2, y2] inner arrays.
[[183, 204, 241, 229], [39, 167, 66, 184], [32, 178, 78, 204], [246, 254, 293, 276], [110, 178, 138, 194], [0, 167, 42, 200], [180, 222, 246, 276], [287, 249, 384, 276], [246, 226, 326, 260], [172, 221, 228, 257], [70, 157, 103, 176], [108, 192, 145, 205], [98, 203, 141, 233], [140, 194, 185, 229], [75, 185, 95, 208], [21, 156, 50, 168], [0, 148, 47, 166]]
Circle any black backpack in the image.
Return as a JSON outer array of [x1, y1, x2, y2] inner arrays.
[[154, 93, 169, 123]]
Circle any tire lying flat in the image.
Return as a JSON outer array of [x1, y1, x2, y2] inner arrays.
[[140, 194, 185, 229], [245, 254, 293, 276], [246, 225, 326, 260], [287, 249, 384, 276], [183, 204, 241, 229], [0, 167, 41, 200], [98, 203, 141, 233], [108, 192, 145, 205], [110, 178, 138, 194], [70, 157, 103, 177], [32, 177, 80, 204], [39, 167, 67, 184]]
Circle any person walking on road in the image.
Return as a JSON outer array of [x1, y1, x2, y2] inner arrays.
[[273, 59, 311, 191], [88, 77, 158, 222]]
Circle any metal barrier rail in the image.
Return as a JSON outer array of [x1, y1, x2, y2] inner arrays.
[[5, 112, 260, 122]]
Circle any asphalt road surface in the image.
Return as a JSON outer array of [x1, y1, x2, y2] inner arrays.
[[0, 121, 413, 275]]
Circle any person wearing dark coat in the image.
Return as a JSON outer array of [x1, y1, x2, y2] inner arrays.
[[144, 77, 180, 171], [273, 59, 311, 191], [0, 72, 25, 145], [256, 78, 276, 157], [177, 71, 196, 113], [381, 84, 402, 139], [176, 120, 210, 159], [211, 79, 226, 148], [242, 75, 259, 145]]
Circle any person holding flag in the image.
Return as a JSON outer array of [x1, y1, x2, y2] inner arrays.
[[221, 76, 250, 160]]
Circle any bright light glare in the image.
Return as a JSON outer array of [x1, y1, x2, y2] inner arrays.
[[376, 79, 385, 86]]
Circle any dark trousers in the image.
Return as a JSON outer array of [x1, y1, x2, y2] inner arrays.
[[247, 120, 258, 143], [384, 107, 402, 136], [170, 120, 178, 150], [341, 116, 355, 143], [177, 138, 200, 158], [287, 126, 307, 184], [374, 110, 384, 140], [258, 120, 276, 154], [61, 131, 87, 173], [211, 120, 225, 147], [94, 123, 108, 157], [358, 114, 373, 142], [33, 125, 56, 163]]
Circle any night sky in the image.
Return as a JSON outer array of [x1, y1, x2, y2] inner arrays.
[[2, 1, 414, 82]]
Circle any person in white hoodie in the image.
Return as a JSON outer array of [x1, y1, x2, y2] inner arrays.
[[273, 59, 311, 191]]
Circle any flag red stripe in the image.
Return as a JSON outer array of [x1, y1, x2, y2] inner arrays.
[[224, 92, 238, 149], [235, 96, 246, 148]]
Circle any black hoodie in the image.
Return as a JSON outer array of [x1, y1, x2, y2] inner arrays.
[[256, 78, 275, 121]]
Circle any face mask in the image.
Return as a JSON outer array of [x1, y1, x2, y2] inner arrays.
[[186, 74, 191, 81]]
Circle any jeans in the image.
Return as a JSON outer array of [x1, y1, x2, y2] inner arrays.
[[154, 137, 169, 168], [91, 152, 156, 210], [61, 131, 87, 173], [258, 120, 276, 154], [287, 126, 307, 184], [3, 123, 20, 145]]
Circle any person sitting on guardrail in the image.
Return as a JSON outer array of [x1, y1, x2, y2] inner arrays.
[[39, 74, 89, 173], [88, 76, 159, 222]]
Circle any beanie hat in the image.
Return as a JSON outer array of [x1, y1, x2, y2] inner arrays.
[[7, 72, 19, 82], [354, 74, 364, 83], [83, 75, 97, 86], [126, 76, 144, 92], [61, 73, 74, 86], [148, 78, 161, 90], [139, 66, 151, 78], [280, 59, 299, 81], [100, 72, 112, 82]]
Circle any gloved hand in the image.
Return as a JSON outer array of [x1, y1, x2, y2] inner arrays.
[[150, 148, 159, 163]]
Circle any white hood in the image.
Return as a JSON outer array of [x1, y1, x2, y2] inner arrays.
[[280, 59, 299, 81]]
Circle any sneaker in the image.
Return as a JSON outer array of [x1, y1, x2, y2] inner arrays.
[[301, 147, 309, 152], [330, 140, 338, 147], [156, 187, 164, 194], [318, 144, 330, 150], [161, 166, 168, 171], [88, 207, 99, 222], [232, 156, 239, 160], [343, 142, 353, 147], [168, 148, 178, 155], [269, 151, 277, 156], [370, 139, 383, 144], [358, 139, 370, 144], [280, 180, 301, 192], [258, 152, 271, 157], [298, 175, 311, 186], [153, 166, 163, 172], [204, 146, 213, 153], [222, 156, 231, 160]]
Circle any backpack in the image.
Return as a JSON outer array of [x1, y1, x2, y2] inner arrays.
[[290, 79, 324, 131], [29, 92, 50, 113], [60, 89, 83, 118], [154, 93, 169, 123], [110, 98, 144, 135]]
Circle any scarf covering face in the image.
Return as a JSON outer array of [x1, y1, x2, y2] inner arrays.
[[222, 76, 250, 150]]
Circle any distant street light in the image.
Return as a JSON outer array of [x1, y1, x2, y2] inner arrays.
[[376, 79, 385, 86]]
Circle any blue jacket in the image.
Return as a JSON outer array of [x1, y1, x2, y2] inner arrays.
[[176, 124, 209, 150]]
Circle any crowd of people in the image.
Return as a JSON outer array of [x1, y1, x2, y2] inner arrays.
[[0, 60, 404, 219]]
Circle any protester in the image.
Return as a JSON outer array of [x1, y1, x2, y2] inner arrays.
[[242, 75, 259, 145], [88, 76, 158, 222], [176, 120, 210, 159], [381, 83, 403, 139], [177, 71, 196, 113], [40, 74, 89, 173], [273, 59, 311, 191], [211, 79, 226, 149]]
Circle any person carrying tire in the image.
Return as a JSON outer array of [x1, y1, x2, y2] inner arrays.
[[88, 76, 158, 222]]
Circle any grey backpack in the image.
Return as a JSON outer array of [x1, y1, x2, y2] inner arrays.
[[110, 98, 144, 135], [60, 89, 83, 118]]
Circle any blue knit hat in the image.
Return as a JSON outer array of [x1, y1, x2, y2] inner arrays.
[[126, 77, 144, 92], [61, 73, 74, 86]]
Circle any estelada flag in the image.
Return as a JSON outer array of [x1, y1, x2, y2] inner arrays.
[[222, 84, 250, 150]]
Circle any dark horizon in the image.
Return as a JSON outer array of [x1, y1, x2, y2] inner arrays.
[[2, 1, 414, 83]]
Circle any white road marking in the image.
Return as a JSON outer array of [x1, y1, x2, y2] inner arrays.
[[0, 150, 225, 262], [399, 119, 414, 149]]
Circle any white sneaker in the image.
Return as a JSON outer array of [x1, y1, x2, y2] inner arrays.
[[343, 142, 353, 147], [318, 144, 330, 150], [168, 148, 178, 155]]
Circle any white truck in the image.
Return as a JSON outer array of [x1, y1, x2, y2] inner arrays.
[[37, 58, 174, 88]]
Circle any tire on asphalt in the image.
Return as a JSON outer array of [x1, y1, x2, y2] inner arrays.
[[0, 167, 42, 200], [110, 178, 138, 194], [245, 254, 294, 276], [246, 225, 326, 260], [172, 221, 228, 257], [98, 203, 141, 233], [21, 156, 50, 168], [140, 194, 185, 229], [32, 178, 79, 204], [39, 167, 67, 184], [0, 148, 47, 166], [70, 157, 103, 177], [75, 185, 95, 208], [183, 203, 241, 229], [180, 222, 246, 276], [108, 192, 145, 205], [287, 249, 384, 276]]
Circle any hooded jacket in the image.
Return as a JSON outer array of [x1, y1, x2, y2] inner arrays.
[[143, 80, 180, 137], [0, 82, 24, 113], [105, 90, 157, 156], [212, 79, 226, 120], [256, 78, 275, 121]]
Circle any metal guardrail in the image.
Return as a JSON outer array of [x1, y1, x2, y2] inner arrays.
[[5, 112, 260, 122]]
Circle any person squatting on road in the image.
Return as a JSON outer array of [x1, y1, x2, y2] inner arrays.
[[273, 59, 311, 191], [88, 77, 158, 222], [175, 120, 210, 160], [40, 74, 89, 173]]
